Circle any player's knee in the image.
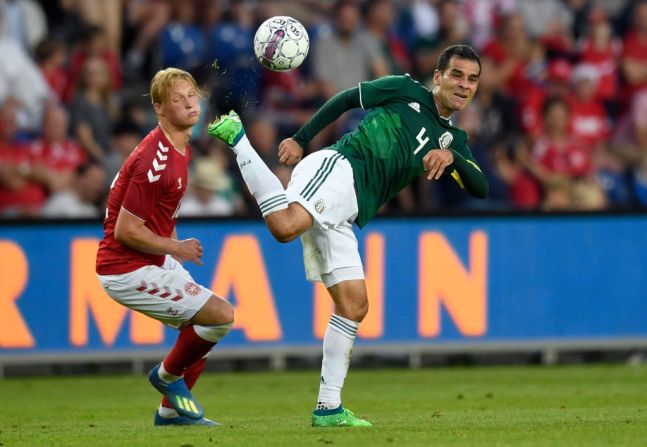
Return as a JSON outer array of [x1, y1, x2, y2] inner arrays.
[[354, 297, 369, 322], [338, 295, 368, 322], [267, 219, 299, 243], [218, 300, 235, 323], [194, 321, 232, 343], [193, 295, 234, 326], [269, 227, 297, 243], [265, 205, 312, 243]]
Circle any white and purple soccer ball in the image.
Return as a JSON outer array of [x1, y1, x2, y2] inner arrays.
[[253, 16, 309, 72]]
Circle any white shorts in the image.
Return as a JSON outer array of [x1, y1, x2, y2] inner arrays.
[[286, 149, 364, 286], [97, 255, 213, 328]]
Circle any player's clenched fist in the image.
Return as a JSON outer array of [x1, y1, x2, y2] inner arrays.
[[173, 238, 204, 265], [278, 138, 304, 166], [423, 148, 454, 180]]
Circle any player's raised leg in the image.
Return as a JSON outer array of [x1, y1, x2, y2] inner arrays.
[[312, 279, 372, 427], [209, 111, 289, 217], [209, 110, 314, 242]]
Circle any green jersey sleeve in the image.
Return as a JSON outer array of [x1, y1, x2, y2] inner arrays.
[[292, 88, 361, 149], [447, 135, 489, 198], [359, 75, 413, 109]]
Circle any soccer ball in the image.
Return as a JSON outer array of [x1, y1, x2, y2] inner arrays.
[[253, 16, 309, 71]]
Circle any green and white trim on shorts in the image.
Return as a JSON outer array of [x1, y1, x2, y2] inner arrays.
[[286, 150, 364, 286]]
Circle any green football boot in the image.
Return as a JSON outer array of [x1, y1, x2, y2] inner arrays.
[[311, 407, 372, 427], [208, 110, 245, 146]]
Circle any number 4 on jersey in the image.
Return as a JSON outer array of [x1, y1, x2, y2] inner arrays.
[[414, 127, 429, 155]]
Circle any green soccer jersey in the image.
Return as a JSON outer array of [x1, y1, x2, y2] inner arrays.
[[293, 74, 488, 228]]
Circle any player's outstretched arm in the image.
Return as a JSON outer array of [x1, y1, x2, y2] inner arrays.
[[291, 87, 361, 150], [114, 208, 204, 265]]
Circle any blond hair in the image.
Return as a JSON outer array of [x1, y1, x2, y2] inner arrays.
[[149, 67, 201, 105]]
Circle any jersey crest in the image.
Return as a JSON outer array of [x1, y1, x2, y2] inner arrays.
[[438, 131, 453, 149]]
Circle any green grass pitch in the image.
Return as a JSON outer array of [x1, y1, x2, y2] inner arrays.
[[1, 364, 646, 446]]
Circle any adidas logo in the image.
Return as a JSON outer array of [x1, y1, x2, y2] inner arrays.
[[408, 102, 420, 113]]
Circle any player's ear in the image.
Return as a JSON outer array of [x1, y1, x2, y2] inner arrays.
[[432, 69, 441, 86], [153, 102, 164, 116]]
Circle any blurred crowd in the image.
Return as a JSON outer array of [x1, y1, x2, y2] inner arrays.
[[2, 0, 647, 219]]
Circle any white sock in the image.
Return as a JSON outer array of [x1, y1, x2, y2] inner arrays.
[[158, 362, 181, 383], [316, 314, 359, 410], [157, 405, 179, 419], [233, 135, 288, 217]]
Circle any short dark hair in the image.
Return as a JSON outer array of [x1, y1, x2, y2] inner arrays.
[[541, 95, 570, 118], [436, 45, 481, 74]]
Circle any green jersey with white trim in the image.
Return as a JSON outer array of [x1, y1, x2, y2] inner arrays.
[[332, 74, 481, 227]]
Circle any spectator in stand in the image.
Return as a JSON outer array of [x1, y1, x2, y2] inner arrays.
[[28, 102, 88, 196], [532, 97, 592, 179], [308, 0, 388, 147], [122, 0, 172, 81], [461, 0, 516, 50], [611, 89, 647, 167], [0, 16, 51, 132], [591, 140, 632, 208], [481, 13, 535, 96], [620, 0, 647, 108], [179, 157, 237, 217], [34, 38, 69, 102], [519, 58, 573, 141], [0, 0, 47, 51], [64, 25, 122, 103], [312, 0, 387, 101], [69, 56, 120, 161], [407, 0, 440, 46], [102, 119, 142, 189], [206, 1, 260, 115], [259, 64, 320, 136], [527, 96, 606, 210], [0, 98, 46, 217], [159, 0, 206, 72], [414, 0, 469, 84], [363, 0, 412, 75], [516, 0, 574, 42], [568, 64, 610, 149], [41, 161, 106, 218], [575, 6, 622, 117], [69, 0, 123, 52]]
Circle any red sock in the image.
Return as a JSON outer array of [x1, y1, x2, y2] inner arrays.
[[161, 356, 207, 409], [162, 325, 215, 376]]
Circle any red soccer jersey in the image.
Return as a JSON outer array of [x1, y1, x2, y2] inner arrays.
[[96, 127, 190, 275], [532, 136, 591, 178], [29, 139, 87, 172]]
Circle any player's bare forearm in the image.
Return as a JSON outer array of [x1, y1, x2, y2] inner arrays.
[[115, 209, 203, 265]]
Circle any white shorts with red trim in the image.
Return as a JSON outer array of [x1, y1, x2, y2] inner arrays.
[[97, 255, 213, 328]]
